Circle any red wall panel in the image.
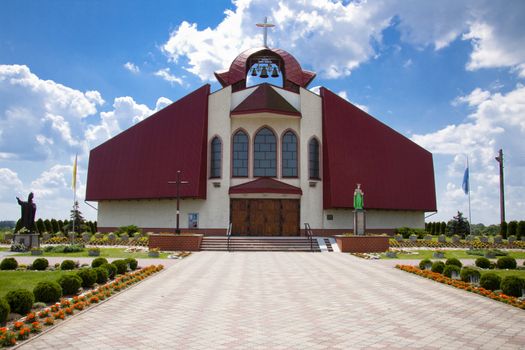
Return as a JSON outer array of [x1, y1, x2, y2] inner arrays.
[[321, 88, 437, 211], [86, 85, 210, 201]]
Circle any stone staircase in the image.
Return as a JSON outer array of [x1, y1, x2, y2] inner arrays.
[[201, 236, 321, 252]]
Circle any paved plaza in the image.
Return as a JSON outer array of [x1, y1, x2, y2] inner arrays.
[[18, 252, 525, 349]]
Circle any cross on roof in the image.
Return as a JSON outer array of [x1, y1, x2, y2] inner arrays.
[[256, 17, 275, 48]]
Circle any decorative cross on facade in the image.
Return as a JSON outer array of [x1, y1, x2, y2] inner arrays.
[[168, 170, 189, 234], [256, 17, 275, 48]]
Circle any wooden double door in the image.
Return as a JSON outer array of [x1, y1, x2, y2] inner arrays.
[[230, 199, 300, 236]]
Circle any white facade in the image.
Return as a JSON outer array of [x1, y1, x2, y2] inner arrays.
[[97, 84, 425, 233]]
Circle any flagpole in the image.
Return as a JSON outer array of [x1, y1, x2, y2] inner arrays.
[[467, 156, 472, 235], [72, 154, 77, 236]]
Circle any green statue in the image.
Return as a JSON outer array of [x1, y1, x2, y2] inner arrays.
[[353, 184, 364, 210]]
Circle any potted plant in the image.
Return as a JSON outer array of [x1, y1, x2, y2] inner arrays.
[[88, 247, 100, 256], [31, 247, 43, 256], [148, 248, 160, 258]]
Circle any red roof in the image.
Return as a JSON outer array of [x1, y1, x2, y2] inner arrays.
[[215, 47, 316, 89], [86, 85, 210, 201], [231, 84, 300, 117], [320, 88, 437, 211], [229, 177, 303, 195]]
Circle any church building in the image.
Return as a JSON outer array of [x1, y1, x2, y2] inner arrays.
[[86, 42, 436, 236]]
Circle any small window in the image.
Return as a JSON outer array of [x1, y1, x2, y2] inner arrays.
[[309, 138, 320, 179], [232, 131, 248, 177], [282, 131, 298, 177], [210, 137, 222, 178], [254, 127, 277, 177]]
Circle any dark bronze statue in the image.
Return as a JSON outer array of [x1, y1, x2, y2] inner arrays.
[[16, 192, 37, 233]]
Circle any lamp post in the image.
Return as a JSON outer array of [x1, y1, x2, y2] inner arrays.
[[168, 170, 189, 234], [495, 149, 505, 225]]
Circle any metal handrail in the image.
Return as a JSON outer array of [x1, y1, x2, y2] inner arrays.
[[227, 223, 232, 252], [304, 223, 313, 252]]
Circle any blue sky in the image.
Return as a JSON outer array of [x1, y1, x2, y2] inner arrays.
[[1, 0, 524, 224]]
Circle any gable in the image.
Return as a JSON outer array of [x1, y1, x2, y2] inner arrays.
[[86, 84, 210, 201], [321, 88, 437, 211]]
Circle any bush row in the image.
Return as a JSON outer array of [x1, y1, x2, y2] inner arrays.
[[419, 258, 525, 297], [0, 257, 139, 323]]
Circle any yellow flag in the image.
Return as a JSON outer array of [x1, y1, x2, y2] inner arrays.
[[72, 154, 77, 191]]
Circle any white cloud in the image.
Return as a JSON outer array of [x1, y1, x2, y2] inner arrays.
[[337, 90, 369, 112], [154, 68, 185, 86], [0, 168, 24, 201], [123, 62, 140, 74], [161, 0, 525, 81], [0, 64, 104, 161], [403, 59, 413, 68], [412, 84, 525, 223], [0, 64, 172, 221]]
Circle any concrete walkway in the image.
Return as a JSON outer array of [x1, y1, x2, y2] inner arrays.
[[19, 252, 525, 349]]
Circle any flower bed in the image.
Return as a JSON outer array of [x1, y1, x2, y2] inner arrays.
[[390, 239, 525, 250], [0, 264, 164, 348], [396, 264, 525, 309]]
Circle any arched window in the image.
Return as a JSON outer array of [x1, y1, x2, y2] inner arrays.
[[232, 130, 248, 177], [253, 127, 276, 177], [210, 137, 222, 178], [281, 131, 298, 177], [309, 138, 320, 179]]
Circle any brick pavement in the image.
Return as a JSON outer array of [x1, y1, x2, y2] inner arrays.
[[18, 252, 525, 349]]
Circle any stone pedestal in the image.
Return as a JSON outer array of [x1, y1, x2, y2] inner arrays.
[[353, 209, 366, 235], [13, 234, 40, 249]]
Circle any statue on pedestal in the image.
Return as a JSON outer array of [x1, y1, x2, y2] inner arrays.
[[16, 192, 37, 233], [353, 183, 364, 210]]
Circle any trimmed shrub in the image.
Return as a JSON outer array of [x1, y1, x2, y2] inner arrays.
[[445, 258, 462, 268], [419, 259, 432, 270], [431, 261, 445, 274], [112, 260, 128, 275], [91, 257, 108, 268], [497, 256, 517, 269], [100, 263, 117, 279], [443, 265, 461, 278], [475, 257, 491, 269], [125, 258, 138, 271], [60, 260, 76, 270], [500, 276, 525, 297], [460, 267, 481, 282], [0, 297, 9, 323], [6, 289, 34, 314], [480, 273, 501, 291], [76, 268, 97, 288], [32, 258, 49, 271], [95, 267, 108, 284], [58, 274, 82, 295], [0, 257, 18, 270], [33, 281, 62, 303]]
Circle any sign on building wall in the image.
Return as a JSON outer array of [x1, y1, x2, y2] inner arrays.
[[188, 213, 199, 229]]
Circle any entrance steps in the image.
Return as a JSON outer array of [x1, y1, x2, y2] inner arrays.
[[201, 236, 321, 252]]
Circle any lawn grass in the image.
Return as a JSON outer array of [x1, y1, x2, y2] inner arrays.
[[12, 247, 168, 259], [382, 250, 525, 260], [479, 269, 525, 279], [0, 270, 74, 299]]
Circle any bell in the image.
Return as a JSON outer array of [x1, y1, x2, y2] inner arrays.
[[271, 67, 279, 78], [260, 66, 269, 78], [251, 67, 257, 76]]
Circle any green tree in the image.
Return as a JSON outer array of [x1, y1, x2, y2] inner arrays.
[[68, 201, 85, 233], [500, 221, 508, 239], [508, 221, 518, 237], [43, 219, 52, 233], [57, 220, 64, 233], [50, 219, 59, 233], [440, 222, 446, 235], [517, 221, 525, 240], [35, 219, 45, 233], [446, 211, 470, 238]]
